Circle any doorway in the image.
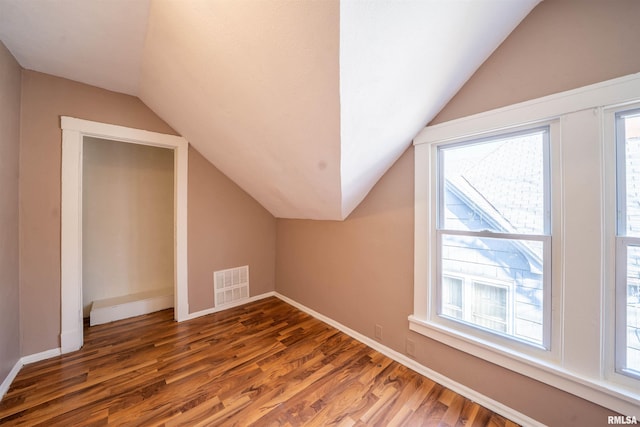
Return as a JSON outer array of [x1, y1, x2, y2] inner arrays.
[[83, 137, 173, 324], [60, 117, 189, 353]]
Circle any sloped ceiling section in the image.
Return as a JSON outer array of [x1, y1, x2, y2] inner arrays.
[[0, 0, 149, 95], [0, 0, 539, 220], [339, 0, 540, 218], [140, 0, 342, 219]]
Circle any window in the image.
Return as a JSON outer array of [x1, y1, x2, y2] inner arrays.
[[411, 73, 640, 416], [616, 108, 640, 379], [436, 128, 550, 348]]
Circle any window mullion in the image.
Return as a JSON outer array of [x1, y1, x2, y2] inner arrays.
[[438, 228, 548, 242]]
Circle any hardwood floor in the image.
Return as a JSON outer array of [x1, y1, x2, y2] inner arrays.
[[0, 297, 519, 426]]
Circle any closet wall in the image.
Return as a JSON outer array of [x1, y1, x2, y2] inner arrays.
[[82, 137, 174, 316]]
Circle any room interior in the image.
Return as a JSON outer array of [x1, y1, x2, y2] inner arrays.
[[1, 0, 639, 425]]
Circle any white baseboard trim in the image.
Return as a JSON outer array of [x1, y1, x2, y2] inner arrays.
[[0, 359, 22, 400], [21, 348, 61, 365], [184, 291, 276, 321], [90, 289, 174, 326], [1, 348, 61, 401], [7, 295, 280, 399], [60, 328, 82, 354], [2, 293, 543, 425], [274, 292, 544, 427]]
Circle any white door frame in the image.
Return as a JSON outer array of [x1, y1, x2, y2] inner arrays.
[[60, 117, 189, 353]]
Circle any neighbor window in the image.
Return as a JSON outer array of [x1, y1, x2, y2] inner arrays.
[[436, 128, 551, 348], [616, 108, 640, 379]]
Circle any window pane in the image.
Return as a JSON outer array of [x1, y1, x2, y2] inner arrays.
[[625, 246, 640, 374], [441, 233, 544, 345], [440, 129, 547, 235], [623, 114, 640, 237]]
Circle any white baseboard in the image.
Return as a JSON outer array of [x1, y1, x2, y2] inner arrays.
[[184, 291, 276, 321], [2, 293, 543, 426], [274, 292, 544, 427], [90, 289, 174, 326], [21, 348, 61, 365], [6, 292, 278, 400], [1, 348, 61, 401], [0, 359, 22, 400]]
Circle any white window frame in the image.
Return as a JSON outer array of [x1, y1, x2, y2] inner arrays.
[[412, 73, 640, 416], [611, 104, 640, 381], [415, 121, 560, 365], [435, 127, 552, 349]]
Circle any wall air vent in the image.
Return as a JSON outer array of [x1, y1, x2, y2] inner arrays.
[[214, 265, 249, 307]]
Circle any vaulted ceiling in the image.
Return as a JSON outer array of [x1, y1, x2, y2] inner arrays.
[[0, 0, 539, 219]]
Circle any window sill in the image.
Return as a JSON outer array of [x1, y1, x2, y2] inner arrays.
[[408, 315, 640, 416]]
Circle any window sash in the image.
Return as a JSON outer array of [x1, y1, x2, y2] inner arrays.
[[436, 229, 551, 349], [615, 108, 640, 379], [616, 108, 640, 237], [434, 126, 552, 349], [615, 237, 640, 379], [436, 126, 551, 235]]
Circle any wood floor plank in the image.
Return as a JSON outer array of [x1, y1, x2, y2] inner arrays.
[[0, 297, 520, 426]]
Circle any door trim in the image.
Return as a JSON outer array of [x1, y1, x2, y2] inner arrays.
[[60, 117, 189, 352]]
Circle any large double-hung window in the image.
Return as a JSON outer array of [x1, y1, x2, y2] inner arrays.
[[616, 108, 640, 379], [436, 128, 551, 348], [412, 74, 640, 417]]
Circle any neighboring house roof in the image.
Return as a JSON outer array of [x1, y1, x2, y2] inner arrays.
[[459, 131, 545, 236], [446, 131, 546, 272]]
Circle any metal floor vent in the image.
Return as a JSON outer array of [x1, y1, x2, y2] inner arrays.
[[214, 265, 249, 307]]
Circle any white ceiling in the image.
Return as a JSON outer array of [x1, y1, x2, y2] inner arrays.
[[0, 0, 149, 95], [0, 0, 539, 220]]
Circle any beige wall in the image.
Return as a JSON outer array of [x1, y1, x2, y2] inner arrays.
[[277, 149, 414, 352], [188, 147, 276, 313], [432, 0, 640, 125], [275, 1, 640, 425], [19, 71, 277, 355], [19, 71, 176, 355], [82, 138, 174, 316], [0, 42, 22, 383]]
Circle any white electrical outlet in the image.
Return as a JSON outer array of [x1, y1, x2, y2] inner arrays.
[[375, 324, 383, 341], [406, 339, 416, 357]]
